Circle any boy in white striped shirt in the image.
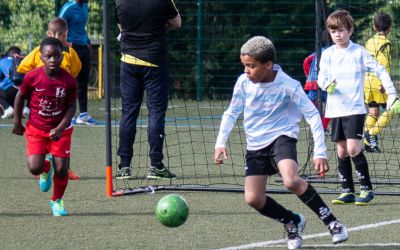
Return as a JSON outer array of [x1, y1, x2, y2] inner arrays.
[[318, 10, 400, 205], [214, 36, 348, 250]]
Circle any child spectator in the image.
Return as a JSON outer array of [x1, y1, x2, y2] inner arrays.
[[17, 17, 81, 78], [0, 46, 29, 118], [317, 10, 400, 206], [13, 37, 77, 216], [303, 30, 331, 132], [363, 13, 393, 152]]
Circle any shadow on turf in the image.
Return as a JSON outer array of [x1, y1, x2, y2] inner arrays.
[[2, 176, 105, 181], [0, 209, 254, 217], [273, 245, 400, 249], [0, 212, 155, 217]]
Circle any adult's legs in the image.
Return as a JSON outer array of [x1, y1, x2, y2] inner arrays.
[[144, 63, 169, 165], [72, 44, 91, 114], [117, 62, 144, 167]]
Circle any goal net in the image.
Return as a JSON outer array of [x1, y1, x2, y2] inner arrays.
[[105, 0, 400, 196]]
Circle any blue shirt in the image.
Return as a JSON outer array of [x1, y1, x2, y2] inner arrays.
[[59, 0, 90, 46], [0, 57, 14, 90], [216, 65, 327, 160]]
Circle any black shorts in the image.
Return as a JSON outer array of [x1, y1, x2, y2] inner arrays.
[[330, 114, 365, 142], [245, 135, 297, 176], [368, 101, 386, 109]]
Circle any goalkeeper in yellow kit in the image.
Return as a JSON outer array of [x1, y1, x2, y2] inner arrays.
[[363, 13, 398, 152]]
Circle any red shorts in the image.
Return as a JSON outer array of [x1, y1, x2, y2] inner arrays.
[[25, 122, 73, 158]]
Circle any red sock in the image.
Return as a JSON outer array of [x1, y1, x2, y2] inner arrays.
[[322, 117, 331, 130], [43, 160, 51, 173], [52, 173, 68, 201]]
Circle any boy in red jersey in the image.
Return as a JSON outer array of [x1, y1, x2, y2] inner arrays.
[[13, 37, 77, 216], [18, 17, 81, 180]]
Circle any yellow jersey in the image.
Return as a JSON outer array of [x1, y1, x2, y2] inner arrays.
[[17, 46, 82, 78], [364, 33, 391, 104]]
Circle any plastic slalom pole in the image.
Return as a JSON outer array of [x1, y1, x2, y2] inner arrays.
[[103, 0, 113, 197], [315, 0, 325, 178], [315, 0, 323, 118]]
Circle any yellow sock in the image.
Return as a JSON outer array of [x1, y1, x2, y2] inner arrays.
[[369, 110, 393, 136], [364, 114, 377, 132]]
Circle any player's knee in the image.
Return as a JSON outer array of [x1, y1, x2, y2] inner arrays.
[[27, 161, 43, 175], [55, 170, 68, 178], [337, 151, 348, 159], [283, 176, 303, 192], [348, 148, 361, 157], [54, 165, 68, 178], [244, 193, 264, 209], [28, 166, 42, 176]]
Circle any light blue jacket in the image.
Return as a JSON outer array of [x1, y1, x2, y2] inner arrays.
[[59, 0, 90, 46]]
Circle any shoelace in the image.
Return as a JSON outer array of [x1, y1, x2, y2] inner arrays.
[[41, 172, 49, 180], [54, 200, 64, 210], [338, 193, 352, 198], [119, 167, 131, 176], [284, 223, 299, 239], [359, 191, 370, 198], [369, 135, 378, 146], [329, 223, 342, 235]]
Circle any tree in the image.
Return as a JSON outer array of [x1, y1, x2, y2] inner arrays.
[[0, 1, 54, 53], [0, 0, 103, 54]]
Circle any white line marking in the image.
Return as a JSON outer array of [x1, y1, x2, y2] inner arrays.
[[214, 218, 400, 250], [261, 243, 400, 248]]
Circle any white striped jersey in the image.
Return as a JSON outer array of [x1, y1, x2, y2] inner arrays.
[[318, 41, 397, 118], [215, 65, 327, 160]]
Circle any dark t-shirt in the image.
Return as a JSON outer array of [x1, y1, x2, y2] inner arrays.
[[114, 0, 179, 64], [19, 67, 77, 132]]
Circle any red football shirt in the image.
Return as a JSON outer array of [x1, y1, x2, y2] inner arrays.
[[19, 67, 77, 132]]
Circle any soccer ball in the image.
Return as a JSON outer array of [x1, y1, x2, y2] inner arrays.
[[156, 194, 189, 227]]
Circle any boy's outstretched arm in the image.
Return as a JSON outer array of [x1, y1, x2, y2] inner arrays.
[[214, 147, 228, 165], [12, 91, 26, 135], [293, 85, 328, 174]]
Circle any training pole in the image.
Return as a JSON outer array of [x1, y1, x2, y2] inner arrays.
[[103, 0, 113, 197]]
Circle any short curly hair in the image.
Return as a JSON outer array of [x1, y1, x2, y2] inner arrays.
[[240, 36, 276, 63], [40, 37, 63, 52]]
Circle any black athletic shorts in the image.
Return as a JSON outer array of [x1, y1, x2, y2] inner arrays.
[[245, 135, 297, 176], [368, 101, 386, 109], [330, 114, 365, 142]]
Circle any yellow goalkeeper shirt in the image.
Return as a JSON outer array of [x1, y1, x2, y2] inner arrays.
[[17, 46, 82, 78], [364, 33, 391, 103]]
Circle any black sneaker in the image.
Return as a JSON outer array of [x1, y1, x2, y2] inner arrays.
[[363, 132, 380, 153], [116, 165, 132, 179], [147, 163, 176, 179]]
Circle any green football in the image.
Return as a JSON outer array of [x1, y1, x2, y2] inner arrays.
[[156, 194, 189, 227]]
